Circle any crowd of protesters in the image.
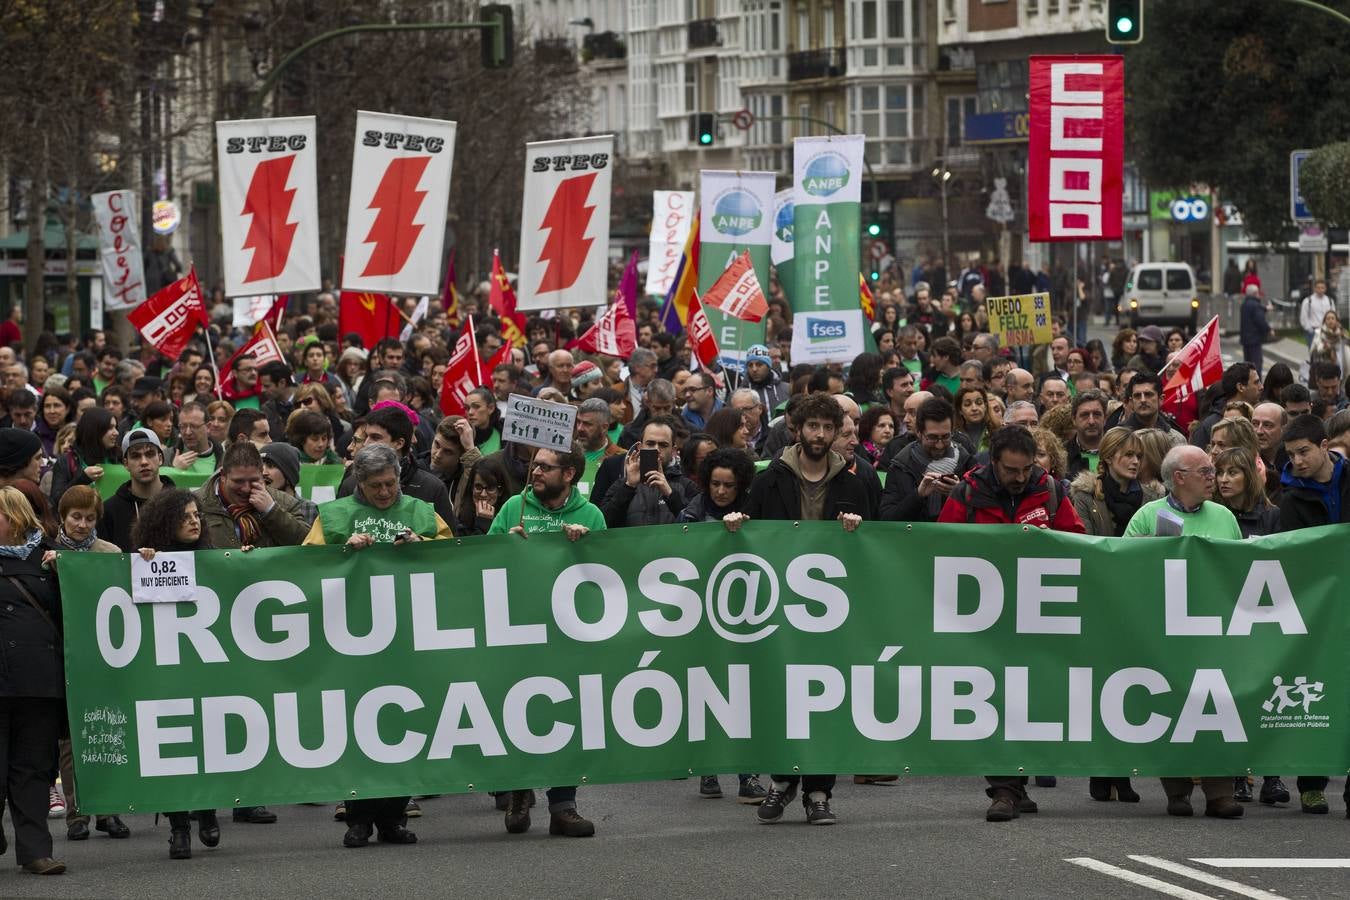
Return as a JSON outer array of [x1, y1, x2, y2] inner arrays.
[[0, 255, 1347, 874]]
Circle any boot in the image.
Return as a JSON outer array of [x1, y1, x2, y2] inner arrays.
[[197, 810, 220, 848], [1205, 796, 1244, 819], [1088, 778, 1113, 802], [505, 790, 532, 834], [549, 807, 595, 837], [1114, 778, 1140, 803], [168, 828, 191, 860], [986, 789, 1020, 822]]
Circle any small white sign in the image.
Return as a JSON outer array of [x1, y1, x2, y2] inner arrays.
[[501, 393, 577, 452], [1299, 225, 1328, 254], [130, 552, 198, 604]]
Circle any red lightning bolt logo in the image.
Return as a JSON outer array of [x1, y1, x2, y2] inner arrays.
[[362, 156, 431, 277], [241, 155, 298, 283], [537, 173, 598, 294]]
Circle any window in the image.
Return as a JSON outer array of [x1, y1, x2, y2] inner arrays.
[[824, 5, 836, 44], [1137, 270, 1163, 291], [862, 0, 877, 37], [1166, 271, 1193, 291], [887, 1, 904, 37], [946, 95, 977, 147], [797, 5, 810, 48]]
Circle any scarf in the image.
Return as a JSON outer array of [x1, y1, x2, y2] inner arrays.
[[56, 527, 97, 551], [1100, 473, 1142, 537], [220, 485, 263, 545], [0, 529, 43, 559]]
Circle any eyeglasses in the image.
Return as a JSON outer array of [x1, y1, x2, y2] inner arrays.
[[299, 397, 318, 406], [1179, 466, 1217, 478], [532, 462, 566, 473], [472, 484, 499, 495]]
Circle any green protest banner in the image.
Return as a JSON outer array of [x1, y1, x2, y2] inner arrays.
[[60, 523, 1349, 814], [297, 464, 346, 502], [770, 188, 795, 310], [94, 465, 212, 500], [699, 170, 774, 369]]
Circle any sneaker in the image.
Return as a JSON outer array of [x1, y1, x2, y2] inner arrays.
[[404, 799, 421, 818], [737, 776, 769, 805], [334, 802, 346, 821], [699, 775, 722, 798], [1033, 776, 1057, 788], [548, 808, 595, 837], [1301, 790, 1329, 814], [1259, 777, 1290, 805], [47, 786, 65, 819], [1205, 797, 1244, 819], [1233, 777, 1253, 802], [804, 793, 837, 825], [757, 783, 797, 824], [1166, 795, 1194, 817], [986, 791, 1019, 822]]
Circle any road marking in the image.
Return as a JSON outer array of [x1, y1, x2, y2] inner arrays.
[[1129, 856, 1288, 900], [1064, 858, 1216, 899], [1192, 858, 1350, 869]]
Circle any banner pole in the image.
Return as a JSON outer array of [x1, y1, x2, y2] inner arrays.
[[517, 446, 538, 533], [202, 324, 223, 400]]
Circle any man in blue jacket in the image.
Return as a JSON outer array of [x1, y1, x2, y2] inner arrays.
[[1239, 285, 1272, 373]]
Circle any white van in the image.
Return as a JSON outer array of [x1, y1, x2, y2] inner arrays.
[[1123, 262, 1199, 330]]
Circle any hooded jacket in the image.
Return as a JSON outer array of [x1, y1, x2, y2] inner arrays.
[[1278, 453, 1350, 531], [100, 474, 177, 552], [487, 485, 608, 536], [743, 446, 869, 522], [879, 439, 977, 522], [748, 370, 790, 422], [938, 463, 1085, 532]]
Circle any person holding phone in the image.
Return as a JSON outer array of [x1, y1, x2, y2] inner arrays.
[[598, 416, 695, 528], [879, 397, 975, 522]]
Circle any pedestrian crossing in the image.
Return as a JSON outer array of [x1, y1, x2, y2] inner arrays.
[[1067, 854, 1349, 898]]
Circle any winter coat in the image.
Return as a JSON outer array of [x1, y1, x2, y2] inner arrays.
[[743, 446, 870, 522], [1232, 503, 1281, 538], [599, 460, 696, 528], [1278, 454, 1350, 531], [0, 544, 63, 699], [1068, 470, 1164, 537], [100, 475, 177, 552], [193, 475, 313, 549], [938, 464, 1085, 532], [1240, 295, 1272, 347], [879, 439, 977, 522]]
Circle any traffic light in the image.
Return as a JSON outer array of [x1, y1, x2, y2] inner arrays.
[[689, 113, 716, 146], [865, 207, 892, 280], [1105, 0, 1143, 44], [480, 4, 514, 69]]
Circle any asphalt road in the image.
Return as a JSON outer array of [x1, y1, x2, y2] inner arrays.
[[4, 776, 1348, 899]]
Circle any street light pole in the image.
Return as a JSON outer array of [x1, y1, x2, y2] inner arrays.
[[933, 167, 952, 276]]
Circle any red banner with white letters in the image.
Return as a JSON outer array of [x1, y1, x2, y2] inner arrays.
[[1028, 55, 1123, 242]]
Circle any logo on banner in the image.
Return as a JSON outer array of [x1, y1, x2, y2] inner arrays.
[[775, 200, 794, 244], [1260, 675, 1326, 728], [241, 155, 299, 283], [711, 189, 763, 237], [808, 318, 847, 342], [538, 173, 598, 293], [362, 156, 430, 277], [802, 152, 851, 197]]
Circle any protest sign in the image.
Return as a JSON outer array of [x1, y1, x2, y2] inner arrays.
[[500, 394, 577, 451], [60, 522, 1350, 813], [987, 292, 1053, 347]]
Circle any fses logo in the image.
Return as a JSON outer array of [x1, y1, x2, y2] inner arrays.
[[807, 318, 847, 342], [711, 189, 763, 237], [774, 199, 794, 244], [802, 152, 850, 197]]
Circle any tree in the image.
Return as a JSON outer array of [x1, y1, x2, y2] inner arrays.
[[1126, 0, 1350, 242], [1301, 141, 1350, 227]]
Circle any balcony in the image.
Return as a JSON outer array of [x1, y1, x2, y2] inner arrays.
[[688, 18, 720, 49], [582, 31, 626, 62], [788, 48, 846, 82]]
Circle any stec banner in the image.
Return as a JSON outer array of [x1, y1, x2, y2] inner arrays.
[[342, 111, 457, 297], [698, 171, 775, 370], [216, 116, 322, 297], [791, 135, 865, 364], [517, 136, 614, 311], [61, 523, 1349, 814], [1028, 55, 1124, 242]]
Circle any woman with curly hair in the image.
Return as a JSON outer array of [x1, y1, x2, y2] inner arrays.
[[131, 489, 219, 860], [954, 387, 1000, 452]]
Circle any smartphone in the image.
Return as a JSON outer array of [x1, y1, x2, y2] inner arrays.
[[639, 448, 660, 476], [393, 529, 413, 543]]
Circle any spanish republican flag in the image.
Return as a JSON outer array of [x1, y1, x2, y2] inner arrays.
[[490, 249, 527, 348], [859, 273, 876, 322], [664, 217, 700, 327]]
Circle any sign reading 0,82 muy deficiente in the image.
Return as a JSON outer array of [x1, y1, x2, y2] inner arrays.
[[59, 523, 1350, 814], [987, 292, 1053, 347]]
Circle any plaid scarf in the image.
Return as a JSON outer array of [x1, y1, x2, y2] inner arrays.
[[220, 486, 263, 545]]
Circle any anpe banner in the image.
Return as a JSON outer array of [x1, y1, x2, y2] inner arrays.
[[342, 111, 457, 297], [1028, 55, 1124, 242], [645, 191, 695, 297], [91, 190, 147, 310], [792, 136, 865, 364], [61, 523, 1350, 814], [771, 188, 796, 310], [216, 116, 321, 297], [698, 171, 774, 371], [518, 136, 614, 311]]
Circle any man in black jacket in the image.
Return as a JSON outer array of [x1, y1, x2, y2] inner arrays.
[[101, 429, 174, 551], [337, 405, 455, 530], [727, 392, 865, 828], [880, 397, 975, 521], [1064, 390, 1108, 478], [599, 416, 695, 527]]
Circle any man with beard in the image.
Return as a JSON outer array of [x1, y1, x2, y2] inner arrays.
[[1065, 390, 1108, 477], [488, 442, 605, 838], [724, 392, 868, 827]]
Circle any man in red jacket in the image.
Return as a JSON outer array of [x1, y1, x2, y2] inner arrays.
[[938, 425, 1085, 822]]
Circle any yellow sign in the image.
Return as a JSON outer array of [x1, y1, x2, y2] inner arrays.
[[987, 292, 1052, 348]]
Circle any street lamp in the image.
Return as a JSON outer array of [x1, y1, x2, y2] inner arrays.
[[932, 166, 953, 275]]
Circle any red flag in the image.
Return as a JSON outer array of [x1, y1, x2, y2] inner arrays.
[[440, 315, 482, 416], [339, 289, 400, 349], [264, 294, 288, 332], [479, 342, 511, 385], [686, 290, 720, 369], [127, 268, 207, 361], [574, 298, 637, 359], [490, 249, 527, 345], [220, 323, 285, 401], [1163, 316, 1223, 407], [442, 250, 462, 329], [859, 274, 876, 322], [701, 250, 768, 323]]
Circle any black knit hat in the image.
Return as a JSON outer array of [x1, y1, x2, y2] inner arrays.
[[0, 428, 41, 474]]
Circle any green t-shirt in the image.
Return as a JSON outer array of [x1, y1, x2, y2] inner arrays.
[[317, 493, 440, 544], [232, 395, 261, 411], [902, 357, 922, 376], [934, 373, 960, 396], [1124, 497, 1242, 539], [477, 429, 502, 457], [1082, 450, 1099, 474]]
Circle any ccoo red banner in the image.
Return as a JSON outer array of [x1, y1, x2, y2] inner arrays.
[[1028, 56, 1123, 243]]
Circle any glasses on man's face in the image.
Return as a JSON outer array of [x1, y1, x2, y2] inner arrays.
[[1180, 466, 1217, 478], [533, 462, 565, 473]]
